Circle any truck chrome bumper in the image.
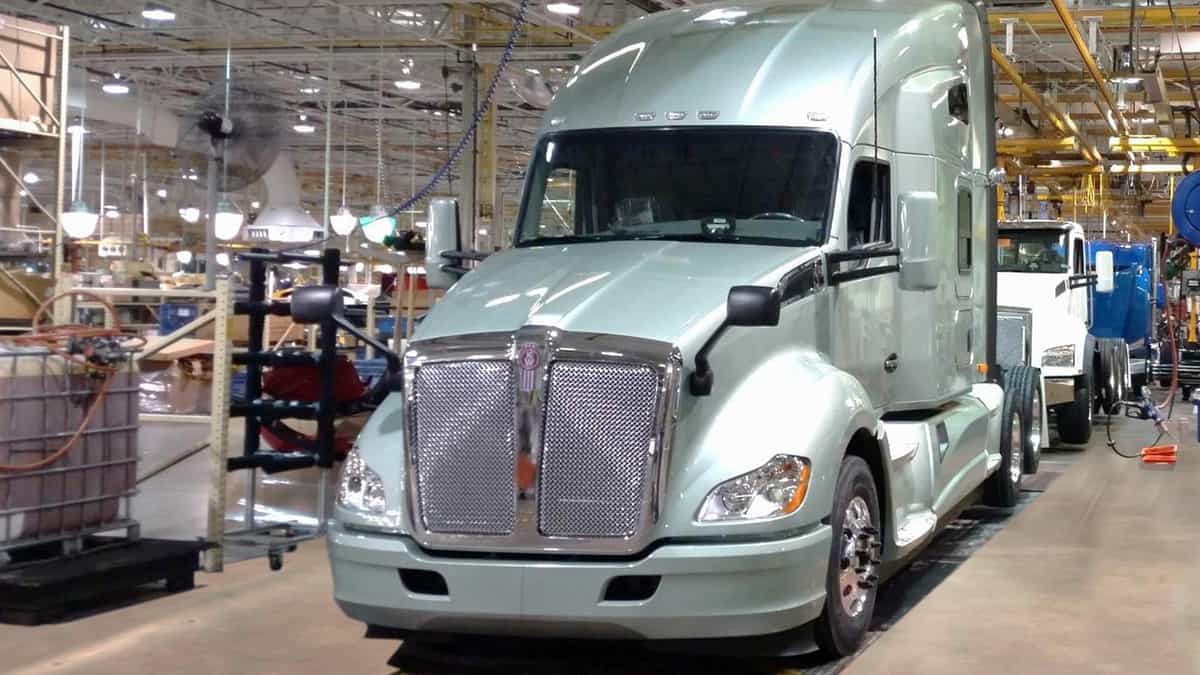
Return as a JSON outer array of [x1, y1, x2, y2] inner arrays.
[[328, 520, 831, 640]]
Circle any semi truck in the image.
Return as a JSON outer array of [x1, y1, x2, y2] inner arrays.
[[995, 220, 1123, 462], [328, 0, 1039, 657]]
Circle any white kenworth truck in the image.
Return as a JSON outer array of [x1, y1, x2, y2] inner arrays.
[[996, 220, 1122, 463], [329, 0, 1038, 657]]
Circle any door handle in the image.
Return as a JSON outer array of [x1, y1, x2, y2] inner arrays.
[[884, 353, 899, 373]]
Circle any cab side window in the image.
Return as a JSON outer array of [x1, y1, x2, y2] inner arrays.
[[846, 161, 891, 247]]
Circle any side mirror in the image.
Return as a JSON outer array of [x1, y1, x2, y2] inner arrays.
[[897, 191, 940, 291], [1095, 250, 1115, 294], [291, 285, 343, 324], [726, 285, 781, 326], [690, 285, 779, 396], [426, 198, 462, 290]]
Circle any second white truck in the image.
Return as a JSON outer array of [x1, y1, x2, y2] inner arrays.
[[996, 220, 1121, 465]]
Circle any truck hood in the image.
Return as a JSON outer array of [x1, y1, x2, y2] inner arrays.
[[415, 240, 809, 351], [997, 272, 1066, 311]]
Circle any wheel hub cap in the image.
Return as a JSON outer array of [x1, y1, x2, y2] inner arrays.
[[838, 496, 880, 618], [1009, 410, 1022, 484], [1028, 390, 1042, 453]]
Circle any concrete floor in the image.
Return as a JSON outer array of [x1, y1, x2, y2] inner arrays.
[[2, 410, 1198, 674]]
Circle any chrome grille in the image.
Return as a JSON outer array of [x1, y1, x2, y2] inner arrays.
[[997, 311, 1030, 368], [413, 361, 516, 535], [538, 361, 660, 538]]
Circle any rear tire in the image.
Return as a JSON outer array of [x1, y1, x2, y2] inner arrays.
[[814, 455, 881, 658], [1057, 372, 1093, 444], [984, 393, 1023, 507], [1005, 365, 1042, 475]]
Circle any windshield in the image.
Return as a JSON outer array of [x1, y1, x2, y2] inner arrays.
[[997, 229, 1069, 273], [516, 128, 838, 247]]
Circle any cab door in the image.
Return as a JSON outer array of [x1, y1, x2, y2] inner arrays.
[[828, 152, 898, 409], [1068, 233, 1090, 326]]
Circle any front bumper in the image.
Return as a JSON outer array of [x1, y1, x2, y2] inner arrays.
[[328, 520, 832, 640]]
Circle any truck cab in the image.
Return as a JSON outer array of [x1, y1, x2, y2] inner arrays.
[[996, 220, 1122, 448], [328, 0, 1030, 657]]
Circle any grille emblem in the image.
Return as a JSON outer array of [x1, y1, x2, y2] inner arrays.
[[517, 342, 541, 392]]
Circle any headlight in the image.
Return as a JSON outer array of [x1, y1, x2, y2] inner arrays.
[[697, 455, 811, 523], [337, 447, 386, 515], [1042, 344, 1075, 368]]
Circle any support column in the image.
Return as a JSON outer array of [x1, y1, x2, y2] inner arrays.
[[458, 20, 477, 249], [477, 64, 498, 252]]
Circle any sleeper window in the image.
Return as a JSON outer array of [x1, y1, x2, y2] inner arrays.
[[846, 161, 891, 247]]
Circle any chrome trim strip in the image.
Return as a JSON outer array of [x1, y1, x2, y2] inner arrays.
[[403, 326, 683, 555]]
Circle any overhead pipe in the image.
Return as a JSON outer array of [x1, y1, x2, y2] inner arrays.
[[1048, 0, 1129, 137], [991, 45, 1102, 164]]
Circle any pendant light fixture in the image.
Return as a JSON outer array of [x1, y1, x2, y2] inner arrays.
[[362, 45, 396, 244], [62, 110, 98, 239], [330, 116, 356, 235], [213, 198, 244, 240]]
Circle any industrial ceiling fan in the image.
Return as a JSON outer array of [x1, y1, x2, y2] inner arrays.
[[175, 75, 283, 286]]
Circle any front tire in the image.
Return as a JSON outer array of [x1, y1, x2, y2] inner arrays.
[[814, 455, 881, 658]]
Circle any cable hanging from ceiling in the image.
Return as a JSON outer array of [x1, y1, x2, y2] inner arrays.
[[373, 0, 531, 224]]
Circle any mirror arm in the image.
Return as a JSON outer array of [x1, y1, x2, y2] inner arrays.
[[332, 315, 402, 375], [689, 323, 729, 396]]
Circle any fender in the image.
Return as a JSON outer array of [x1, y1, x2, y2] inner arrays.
[[661, 344, 886, 541]]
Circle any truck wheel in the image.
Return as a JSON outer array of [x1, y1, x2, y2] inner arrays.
[[814, 455, 881, 658], [1098, 339, 1120, 415], [984, 395, 1023, 507], [1057, 372, 1093, 444], [1005, 365, 1042, 475]]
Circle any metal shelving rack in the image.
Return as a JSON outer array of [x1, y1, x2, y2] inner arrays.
[[0, 15, 69, 325]]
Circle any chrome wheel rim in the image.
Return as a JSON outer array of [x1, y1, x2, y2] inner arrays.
[[837, 496, 879, 618], [1028, 388, 1042, 454], [1008, 410, 1022, 484]]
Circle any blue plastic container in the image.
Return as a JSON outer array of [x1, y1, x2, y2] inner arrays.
[[159, 303, 199, 335]]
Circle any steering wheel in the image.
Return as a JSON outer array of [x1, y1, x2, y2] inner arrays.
[[747, 212, 801, 221]]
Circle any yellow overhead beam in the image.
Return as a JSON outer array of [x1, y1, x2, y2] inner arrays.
[[1047, 0, 1129, 136], [1109, 136, 1200, 154], [1020, 161, 1196, 177], [991, 45, 1101, 163], [998, 137, 1079, 155], [990, 7, 1200, 32]]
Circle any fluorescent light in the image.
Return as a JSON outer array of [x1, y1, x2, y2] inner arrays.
[[21, 171, 38, 184], [394, 80, 421, 90], [293, 123, 316, 133], [300, 87, 320, 95], [547, 2, 581, 15], [155, 188, 167, 198], [216, 252, 231, 266], [354, 262, 365, 272], [175, 250, 193, 265], [102, 81, 130, 95], [303, 249, 320, 256], [179, 207, 200, 223], [251, 200, 261, 209], [142, 4, 175, 21], [105, 209, 120, 219]]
